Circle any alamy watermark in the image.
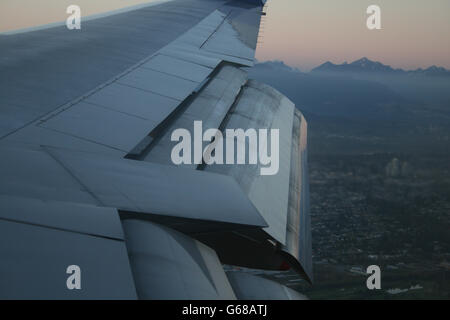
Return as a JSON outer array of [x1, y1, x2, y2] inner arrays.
[[170, 121, 280, 176], [66, 265, 81, 290], [65, 4, 381, 31], [366, 265, 381, 289], [366, 5, 381, 30], [66, 5, 81, 30]]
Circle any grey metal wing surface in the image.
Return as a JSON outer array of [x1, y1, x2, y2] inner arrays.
[[0, 0, 312, 299]]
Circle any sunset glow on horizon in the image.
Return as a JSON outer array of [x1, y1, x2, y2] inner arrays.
[[256, 0, 450, 71], [1, 0, 449, 71]]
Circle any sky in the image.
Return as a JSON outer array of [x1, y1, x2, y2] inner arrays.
[[1, 0, 449, 71], [256, 0, 450, 71]]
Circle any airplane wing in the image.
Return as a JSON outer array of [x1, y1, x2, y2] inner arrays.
[[0, 0, 312, 299]]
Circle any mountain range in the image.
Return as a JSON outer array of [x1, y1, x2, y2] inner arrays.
[[311, 57, 450, 77], [249, 59, 450, 155]]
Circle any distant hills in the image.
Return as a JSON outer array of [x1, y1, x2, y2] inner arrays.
[[311, 57, 450, 77], [248, 60, 406, 121], [249, 59, 450, 120], [249, 59, 450, 155], [253, 60, 301, 73]]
